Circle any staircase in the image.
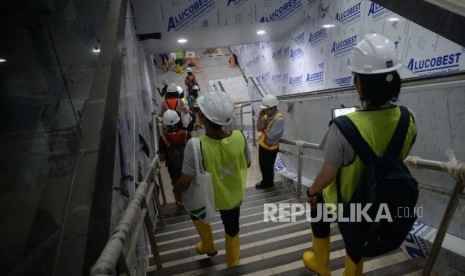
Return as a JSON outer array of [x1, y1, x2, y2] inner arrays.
[[147, 182, 425, 275]]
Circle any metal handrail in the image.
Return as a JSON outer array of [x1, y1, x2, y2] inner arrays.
[[234, 78, 465, 275], [91, 115, 166, 275]]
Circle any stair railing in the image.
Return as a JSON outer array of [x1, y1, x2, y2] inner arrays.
[[239, 75, 465, 275], [90, 115, 166, 275]]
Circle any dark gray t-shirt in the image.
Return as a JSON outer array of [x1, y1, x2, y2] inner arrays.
[[322, 123, 355, 168]]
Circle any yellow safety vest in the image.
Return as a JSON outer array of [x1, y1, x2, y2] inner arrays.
[[258, 111, 283, 151], [199, 130, 248, 210], [323, 106, 417, 207]]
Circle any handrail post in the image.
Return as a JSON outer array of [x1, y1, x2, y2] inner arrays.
[[239, 104, 244, 130], [153, 114, 167, 205], [296, 141, 304, 199], [422, 181, 465, 275], [252, 108, 257, 146]]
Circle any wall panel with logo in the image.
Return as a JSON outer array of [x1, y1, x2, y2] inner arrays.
[[232, 0, 465, 94]]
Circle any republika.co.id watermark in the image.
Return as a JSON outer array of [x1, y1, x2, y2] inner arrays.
[[263, 203, 423, 222]]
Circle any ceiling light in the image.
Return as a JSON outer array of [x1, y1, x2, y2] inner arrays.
[[93, 45, 101, 53], [388, 17, 399, 22], [178, 38, 187, 43], [257, 30, 266, 35], [0, 58, 6, 63], [322, 24, 334, 28]]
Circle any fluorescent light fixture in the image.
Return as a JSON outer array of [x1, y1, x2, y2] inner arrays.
[[178, 38, 187, 43], [388, 17, 399, 22], [322, 24, 334, 28], [93, 45, 100, 53], [256, 30, 266, 35], [0, 58, 6, 63]]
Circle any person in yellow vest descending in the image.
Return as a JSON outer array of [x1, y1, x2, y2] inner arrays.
[[255, 94, 285, 189], [175, 51, 185, 74], [175, 91, 251, 267], [302, 34, 417, 276]]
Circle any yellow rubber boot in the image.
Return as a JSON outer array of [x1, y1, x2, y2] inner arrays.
[[192, 220, 217, 256], [178, 65, 184, 74], [343, 253, 363, 276], [302, 234, 330, 276], [225, 233, 240, 267]]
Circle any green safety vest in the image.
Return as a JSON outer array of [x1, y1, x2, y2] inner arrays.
[[323, 106, 417, 206], [199, 130, 248, 210]]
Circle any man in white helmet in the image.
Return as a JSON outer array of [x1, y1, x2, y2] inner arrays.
[[302, 34, 417, 276], [158, 110, 191, 206], [158, 83, 189, 119], [255, 94, 285, 189], [184, 67, 199, 92], [175, 91, 251, 268]]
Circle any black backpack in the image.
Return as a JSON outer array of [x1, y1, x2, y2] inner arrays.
[[333, 106, 418, 258], [162, 131, 188, 179]]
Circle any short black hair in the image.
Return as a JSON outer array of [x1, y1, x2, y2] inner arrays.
[[199, 111, 223, 129], [356, 71, 401, 107]]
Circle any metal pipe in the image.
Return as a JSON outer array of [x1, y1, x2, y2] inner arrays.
[[239, 104, 244, 130], [91, 181, 149, 275], [422, 181, 465, 276], [251, 110, 256, 146], [125, 208, 147, 266], [296, 142, 304, 199], [279, 138, 320, 150], [141, 196, 162, 269]]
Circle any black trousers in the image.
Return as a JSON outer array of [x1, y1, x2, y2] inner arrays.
[[258, 146, 279, 187], [191, 205, 240, 237], [310, 194, 362, 263]]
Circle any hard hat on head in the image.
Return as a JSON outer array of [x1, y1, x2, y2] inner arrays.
[[177, 86, 183, 94], [162, 110, 180, 126], [348, 33, 402, 74], [260, 94, 279, 109], [197, 91, 234, 125], [186, 67, 193, 73], [167, 83, 178, 93], [192, 85, 199, 91]]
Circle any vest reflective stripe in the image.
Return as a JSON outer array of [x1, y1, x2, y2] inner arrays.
[[258, 111, 283, 151], [199, 130, 248, 210], [323, 106, 416, 206]]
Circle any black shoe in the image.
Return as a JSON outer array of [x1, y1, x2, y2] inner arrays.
[[255, 183, 273, 190]]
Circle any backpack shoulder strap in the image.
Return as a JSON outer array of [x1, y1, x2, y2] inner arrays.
[[385, 106, 410, 156], [333, 116, 376, 204], [332, 115, 377, 165]]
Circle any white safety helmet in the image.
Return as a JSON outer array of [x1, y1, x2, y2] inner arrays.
[[186, 67, 193, 73], [162, 109, 180, 126], [197, 91, 234, 125], [260, 94, 279, 109], [167, 83, 178, 93], [348, 33, 402, 74], [177, 86, 183, 94], [192, 85, 199, 91]]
